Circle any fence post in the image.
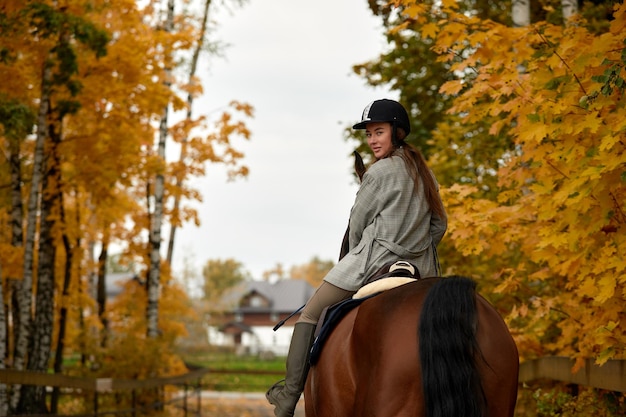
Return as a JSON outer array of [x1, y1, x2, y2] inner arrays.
[[183, 383, 188, 417], [196, 378, 201, 417]]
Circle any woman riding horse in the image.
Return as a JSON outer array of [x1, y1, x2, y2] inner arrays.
[[266, 99, 448, 417]]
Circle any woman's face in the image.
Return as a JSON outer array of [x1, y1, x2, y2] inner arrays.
[[365, 122, 394, 159]]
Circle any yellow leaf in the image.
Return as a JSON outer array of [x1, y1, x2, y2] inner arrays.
[[595, 274, 616, 303], [599, 131, 622, 152], [582, 111, 603, 133], [578, 277, 598, 298], [439, 79, 464, 95], [529, 181, 554, 196], [421, 22, 440, 39], [519, 121, 550, 143], [403, 4, 428, 20]]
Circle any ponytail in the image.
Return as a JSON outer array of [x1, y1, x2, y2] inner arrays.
[[393, 129, 445, 219], [403, 145, 446, 219]]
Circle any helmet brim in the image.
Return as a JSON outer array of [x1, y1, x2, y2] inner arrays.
[[352, 119, 389, 130]]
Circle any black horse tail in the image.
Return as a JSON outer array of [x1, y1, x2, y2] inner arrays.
[[418, 276, 487, 417]]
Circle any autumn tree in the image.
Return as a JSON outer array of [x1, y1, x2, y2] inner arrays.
[[166, 0, 213, 266], [202, 258, 250, 303], [100, 271, 192, 379], [142, 0, 252, 339], [352, 0, 615, 186], [350, 3, 623, 413], [262, 263, 287, 282], [0, 0, 252, 413], [0, 1, 109, 411], [0, 95, 35, 413], [349, 0, 515, 168], [145, 0, 175, 340], [391, 0, 626, 368], [289, 256, 334, 288]]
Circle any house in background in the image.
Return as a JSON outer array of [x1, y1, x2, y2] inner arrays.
[[104, 272, 139, 299], [208, 279, 315, 356]]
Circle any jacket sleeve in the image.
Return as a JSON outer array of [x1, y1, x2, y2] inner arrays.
[[430, 211, 447, 246], [429, 182, 447, 245], [430, 171, 448, 247], [347, 169, 384, 249]]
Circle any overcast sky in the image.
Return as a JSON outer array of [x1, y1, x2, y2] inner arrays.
[[172, 0, 396, 282]]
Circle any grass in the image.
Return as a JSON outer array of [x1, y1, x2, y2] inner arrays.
[[61, 349, 283, 393], [182, 351, 286, 392]]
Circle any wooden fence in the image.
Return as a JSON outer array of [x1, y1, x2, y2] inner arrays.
[[0, 356, 624, 416], [518, 356, 625, 392], [0, 367, 210, 416]]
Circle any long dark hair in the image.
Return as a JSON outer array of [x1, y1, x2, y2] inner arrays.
[[394, 128, 446, 219]]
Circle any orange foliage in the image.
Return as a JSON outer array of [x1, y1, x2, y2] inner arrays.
[[0, 0, 252, 384], [396, 1, 626, 368]]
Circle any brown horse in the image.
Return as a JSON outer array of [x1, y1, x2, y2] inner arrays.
[[304, 276, 519, 417]]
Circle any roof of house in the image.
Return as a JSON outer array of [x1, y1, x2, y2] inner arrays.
[[104, 274, 315, 315], [236, 279, 315, 314]]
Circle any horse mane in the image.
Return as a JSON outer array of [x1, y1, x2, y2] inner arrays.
[[418, 276, 487, 417]]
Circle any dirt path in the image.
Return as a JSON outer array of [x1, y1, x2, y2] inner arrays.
[[196, 392, 305, 417]]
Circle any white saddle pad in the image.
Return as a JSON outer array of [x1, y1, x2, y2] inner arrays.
[[353, 277, 417, 299]]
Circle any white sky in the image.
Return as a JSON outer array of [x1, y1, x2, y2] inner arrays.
[[172, 0, 396, 281]]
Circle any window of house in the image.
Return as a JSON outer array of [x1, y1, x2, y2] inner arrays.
[[250, 295, 264, 307]]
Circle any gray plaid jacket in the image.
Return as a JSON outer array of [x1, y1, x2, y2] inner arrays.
[[324, 149, 447, 291]]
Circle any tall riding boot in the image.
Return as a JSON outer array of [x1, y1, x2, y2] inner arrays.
[[266, 322, 317, 417]]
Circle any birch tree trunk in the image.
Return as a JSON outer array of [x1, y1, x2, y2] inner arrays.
[[11, 63, 51, 410], [146, 0, 175, 339], [2, 99, 31, 415], [166, 0, 213, 265], [512, 0, 530, 27], [19, 121, 58, 413]]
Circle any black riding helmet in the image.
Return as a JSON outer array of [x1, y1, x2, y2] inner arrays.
[[352, 99, 411, 146]]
